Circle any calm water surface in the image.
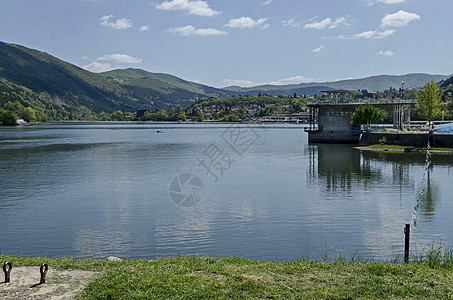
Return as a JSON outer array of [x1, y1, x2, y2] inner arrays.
[[0, 122, 452, 261]]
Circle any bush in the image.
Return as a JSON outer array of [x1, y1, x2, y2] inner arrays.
[[0, 109, 17, 126]]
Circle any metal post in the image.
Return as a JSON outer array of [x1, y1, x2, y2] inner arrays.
[[40, 262, 48, 284], [404, 224, 410, 263], [3, 261, 12, 283]]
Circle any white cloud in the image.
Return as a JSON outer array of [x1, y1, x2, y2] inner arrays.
[[82, 53, 142, 72], [282, 18, 300, 28], [97, 54, 143, 64], [100, 15, 113, 21], [354, 29, 395, 39], [82, 62, 114, 73], [304, 17, 347, 30], [139, 25, 150, 31], [329, 17, 347, 29], [261, 0, 272, 5], [378, 50, 395, 56], [81, 56, 89, 60], [225, 17, 269, 29], [377, 0, 405, 3], [312, 45, 325, 53], [223, 79, 256, 87], [156, 0, 220, 17], [304, 18, 332, 29], [380, 10, 420, 28], [322, 34, 348, 40], [100, 15, 132, 30], [167, 25, 227, 36], [222, 75, 314, 87], [279, 76, 314, 84]]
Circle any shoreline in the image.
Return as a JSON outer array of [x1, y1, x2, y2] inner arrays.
[[1, 254, 452, 299], [354, 145, 453, 154]]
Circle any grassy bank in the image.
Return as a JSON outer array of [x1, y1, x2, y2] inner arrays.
[[2, 252, 453, 299]]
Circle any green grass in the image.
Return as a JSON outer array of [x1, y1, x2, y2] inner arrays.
[[2, 249, 453, 299]]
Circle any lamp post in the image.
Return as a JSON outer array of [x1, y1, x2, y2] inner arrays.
[[401, 81, 404, 99]]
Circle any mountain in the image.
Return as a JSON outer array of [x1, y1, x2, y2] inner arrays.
[[0, 42, 143, 115], [224, 73, 451, 96], [440, 75, 453, 88], [223, 85, 334, 97], [100, 68, 228, 105], [0, 41, 228, 119]]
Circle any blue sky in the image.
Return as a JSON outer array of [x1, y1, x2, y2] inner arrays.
[[0, 0, 451, 87]]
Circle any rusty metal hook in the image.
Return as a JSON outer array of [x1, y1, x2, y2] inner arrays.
[[3, 261, 12, 283], [39, 262, 48, 284]]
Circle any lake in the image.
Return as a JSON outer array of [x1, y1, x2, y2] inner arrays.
[[0, 122, 452, 262]]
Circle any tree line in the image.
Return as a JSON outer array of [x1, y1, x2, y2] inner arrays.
[[1, 79, 451, 125], [351, 80, 444, 128]]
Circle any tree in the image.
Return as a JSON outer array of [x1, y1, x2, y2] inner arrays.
[[291, 98, 306, 113], [154, 110, 169, 121], [416, 80, 444, 129], [257, 104, 274, 117], [110, 110, 124, 121], [196, 111, 205, 121], [0, 110, 17, 126], [21, 107, 37, 122], [351, 104, 385, 130], [142, 111, 153, 121]]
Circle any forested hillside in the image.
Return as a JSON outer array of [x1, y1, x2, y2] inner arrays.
[[0, 42, 227, 123]]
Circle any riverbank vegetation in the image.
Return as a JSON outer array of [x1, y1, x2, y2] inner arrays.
[[111, 94, 308, 122], [2, 247, 453, 299], [359, 144, 453, 153], [2, 74, 453, 126]]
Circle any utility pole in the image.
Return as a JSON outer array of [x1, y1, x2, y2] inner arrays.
[[401, 81, 404, 99]]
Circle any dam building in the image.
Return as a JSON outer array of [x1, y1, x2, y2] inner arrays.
[[305, 90, 416, 144]]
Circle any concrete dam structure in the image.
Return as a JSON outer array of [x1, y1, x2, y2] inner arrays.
[[305, 90, 416, 144]]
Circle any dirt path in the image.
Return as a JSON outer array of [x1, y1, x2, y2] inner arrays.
[[0, 266, 98, 299]]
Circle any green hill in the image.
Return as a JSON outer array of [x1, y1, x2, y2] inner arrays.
[[440, 75, 453, 89], [0, 41, 227, 120], [100, 68, 227, 106], [0, 42, 141, 116]]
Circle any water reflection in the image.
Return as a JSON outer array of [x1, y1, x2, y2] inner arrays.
[[308, 145, 442, 224], [361, 150, 441, 222], [422, 170, 440, 221], [307, 145, 383, 194]]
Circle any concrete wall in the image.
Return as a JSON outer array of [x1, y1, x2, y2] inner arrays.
[[359, 132, 453, 148], [309, 131, 361, 144], [318, 107, 355, 132]]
